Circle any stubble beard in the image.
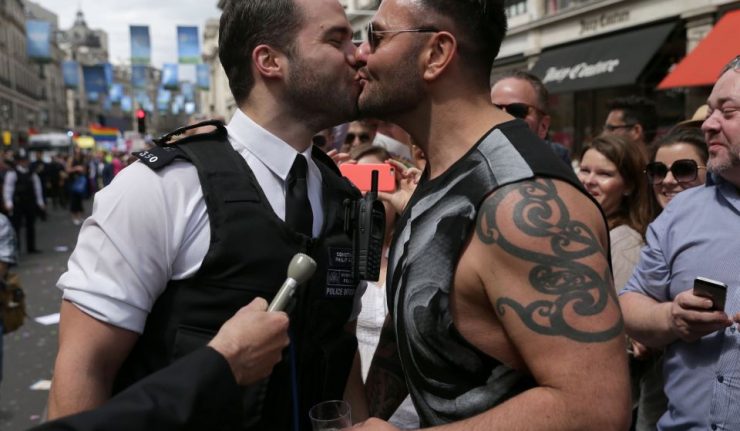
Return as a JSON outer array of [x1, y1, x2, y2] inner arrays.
[[357, 49, 425, 120], [284, 54, 358, 131], [707, 141, 740, 175]]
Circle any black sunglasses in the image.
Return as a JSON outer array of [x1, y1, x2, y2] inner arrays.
[[345, 132, 371, 144], [493, 102, 544, 119], [645, 159, 706, 185], [366, 22, 438, 52]]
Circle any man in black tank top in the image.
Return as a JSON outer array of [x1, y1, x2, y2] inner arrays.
[[352, 0, 631, 429]]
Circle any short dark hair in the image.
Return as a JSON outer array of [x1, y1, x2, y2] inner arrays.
[[493, 70, 549, 112], [218, 0, 304, 104], [606, 95, 658, 144], [419, 0, 508, 78]]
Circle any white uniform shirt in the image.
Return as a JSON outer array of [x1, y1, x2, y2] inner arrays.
[[58, 110, 362, 333]]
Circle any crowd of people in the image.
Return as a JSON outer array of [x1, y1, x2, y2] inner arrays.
[[0, 0, 735, 430]]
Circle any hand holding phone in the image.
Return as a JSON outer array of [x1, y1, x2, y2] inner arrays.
[[693, 276, 728, 311]]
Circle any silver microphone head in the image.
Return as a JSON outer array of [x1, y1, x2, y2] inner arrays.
[[287, 253, 317, 284]]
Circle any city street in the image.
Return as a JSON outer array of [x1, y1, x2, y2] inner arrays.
[[0, 204, 87, 430]]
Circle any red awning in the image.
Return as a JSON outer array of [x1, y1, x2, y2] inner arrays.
[[658, 9, 740, 89]]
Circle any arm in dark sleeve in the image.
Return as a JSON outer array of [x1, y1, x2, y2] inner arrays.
[[33, 347, 241, 431]]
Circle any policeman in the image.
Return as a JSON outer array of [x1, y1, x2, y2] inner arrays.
[[48, 0, 366, 429], [2, 153, 45, 253]]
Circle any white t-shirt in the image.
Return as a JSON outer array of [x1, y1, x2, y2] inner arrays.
[[357, 281, 419, 429], [58, 109, 363, 333]]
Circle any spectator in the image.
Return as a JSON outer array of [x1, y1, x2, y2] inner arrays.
[[66, 148, 88, 226], [577, 134, 664, 430], [646, 127, 708, 211], [0, 211, 17, 389], [604, 96, 658, 147], [491, 71, 571, 166], [3, 153, 45, 253], [372, 120, 412, 161], [341, 120, 377, 153], [619, 55, 740, 430]]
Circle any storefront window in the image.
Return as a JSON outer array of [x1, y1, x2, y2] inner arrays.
[[505, 0, 527, 17], [545, 0, 601, 15]]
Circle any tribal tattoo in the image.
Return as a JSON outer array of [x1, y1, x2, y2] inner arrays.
[[475, 179, 623, 343]]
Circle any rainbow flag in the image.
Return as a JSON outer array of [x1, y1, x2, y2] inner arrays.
[[90, 125, 119, 142]]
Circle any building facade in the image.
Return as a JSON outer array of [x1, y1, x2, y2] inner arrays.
[[200, 16, 234, 122], [0, 0, 42, 147], [57, 9, 108, 131], [25, 0, 67, 133]]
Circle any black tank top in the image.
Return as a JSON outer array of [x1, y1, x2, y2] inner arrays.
[[388, 120, 599, 426]]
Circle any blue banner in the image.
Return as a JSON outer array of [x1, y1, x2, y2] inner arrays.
[[135, 90, 150, 106], [181, 82, 195, 103], [129, 25, 151, 65], [131, 65, 148, 88], [104, 63, 114, 87], [88, 92, 100, 102], [63, 61, 79, 89], [26, 20, 51, 62], [161, 64, 179, 90], [177, 26, 200, 64], [196, 64, 210, 90], [157, 88, 171, 112], [121, 96, 133, 113], [109, 83, 124, 104], [83, 65, 108, 97]]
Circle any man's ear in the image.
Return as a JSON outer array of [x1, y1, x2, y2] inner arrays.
[[252, 44, 287, 81], [538, 114, 551, 140], [631, 123, 644, 143], [422, 32, 456, 81]]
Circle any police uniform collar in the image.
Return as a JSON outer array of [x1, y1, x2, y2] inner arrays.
[[226, 109, 314, 182]]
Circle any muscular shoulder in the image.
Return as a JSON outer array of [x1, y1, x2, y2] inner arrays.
[[471, 177, 620, 343]]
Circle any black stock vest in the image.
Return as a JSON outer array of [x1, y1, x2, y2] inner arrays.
[[113, 127, 361, 431]]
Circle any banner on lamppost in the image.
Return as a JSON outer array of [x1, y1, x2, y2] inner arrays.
[[121, 96, 133, 113], [109, 83, 124, 104], [63, 61, 80, 89], [129, 25, 151, 65], [161, 64, 179, 90], [196, 64, 210, 90], [104, 63, 114, 87], [83, 65, 107, 97], [177, 26, 200, 64], [157, 88, 171, 112], [181, 82, 195, 103], [26, 20, 52, 62], [132, 65, 148, 88]]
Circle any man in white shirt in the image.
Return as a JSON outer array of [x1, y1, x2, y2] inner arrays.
[[3, 153, 45, 253], [48, 0, 366, 429]]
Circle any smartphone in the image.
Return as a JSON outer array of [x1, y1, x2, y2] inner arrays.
[[693, 276, 728, 311], [340, 163, 396, 193]]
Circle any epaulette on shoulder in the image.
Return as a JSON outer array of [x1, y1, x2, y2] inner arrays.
[[133, 120, 227, 170]]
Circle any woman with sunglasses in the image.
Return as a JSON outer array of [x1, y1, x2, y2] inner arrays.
[[646, 127, 708, 211], [578, 134, 663, 431]]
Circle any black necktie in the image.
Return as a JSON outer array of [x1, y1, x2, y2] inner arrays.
[[285, 154, 313, 237]]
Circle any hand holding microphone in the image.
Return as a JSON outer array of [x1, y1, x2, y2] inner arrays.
[[268, 253, 317, 312]]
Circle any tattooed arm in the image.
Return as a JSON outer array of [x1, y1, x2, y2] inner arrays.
[[432, 178, 630, 431], [364, 314, 409, 419]]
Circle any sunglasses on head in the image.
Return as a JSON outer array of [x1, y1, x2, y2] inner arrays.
[[644, 159, 706, 185], [345, 132, 371, 144], [493, 102, 544, 120]]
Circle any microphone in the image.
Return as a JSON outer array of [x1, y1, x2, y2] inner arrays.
[[267, 253, 317, 312]]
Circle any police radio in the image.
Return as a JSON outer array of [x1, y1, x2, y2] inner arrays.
[[345, 170, 386, 282]]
